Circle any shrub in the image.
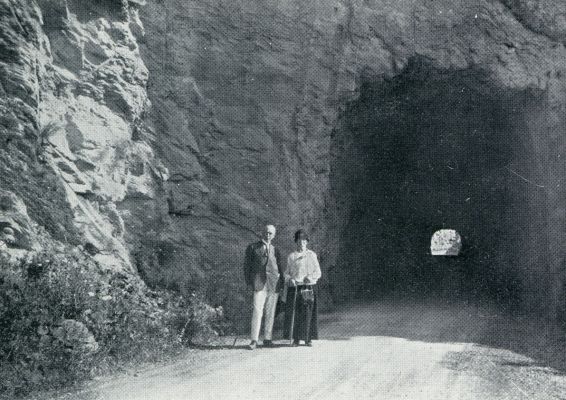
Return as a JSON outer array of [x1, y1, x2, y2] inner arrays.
[[0, 243, 224, 398], [36, 121, 60, 159], [0, 253, 96, 396], [133, 242, 243, 334], [173, 293, 225, 345]]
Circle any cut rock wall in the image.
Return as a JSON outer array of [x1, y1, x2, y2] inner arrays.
[[140, 0, 566, 318]]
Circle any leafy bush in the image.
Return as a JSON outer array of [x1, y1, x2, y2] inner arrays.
[[134, 242, 242, 334], [0, 244, 224, 398], [0, 250, 97, 396]]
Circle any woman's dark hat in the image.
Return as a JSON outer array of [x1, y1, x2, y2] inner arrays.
[[294, 229, 309, 242]]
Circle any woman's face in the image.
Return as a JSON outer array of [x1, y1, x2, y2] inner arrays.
[[297, 239, 308, 251]]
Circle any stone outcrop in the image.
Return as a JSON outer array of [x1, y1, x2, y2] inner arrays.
[[502, 0, 566, 43], [0, 0, 75, 248], [1, 0, 165, 271], [0, 189, 38, 250], [37, 0, 168, 270]]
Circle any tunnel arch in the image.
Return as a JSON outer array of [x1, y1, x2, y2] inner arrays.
[[326, 58, 554, 312]]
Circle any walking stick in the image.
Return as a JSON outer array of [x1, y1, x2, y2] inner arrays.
[[289, 286, 298, 345]]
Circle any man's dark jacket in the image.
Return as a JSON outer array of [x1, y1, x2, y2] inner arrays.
[[244, 240, 284, 292]]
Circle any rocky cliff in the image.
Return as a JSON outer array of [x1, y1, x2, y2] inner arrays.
[[1, 0, 565, 326], [140, 0, 566, 318], [1, 0, 165, 271]]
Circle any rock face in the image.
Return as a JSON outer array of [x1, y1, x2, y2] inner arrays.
[[1, 0, 165, 271], [37, 0, 169, 270], [1, 0, 565, 322], [140, 0, 566, 319], [0, 0, 73, 245]]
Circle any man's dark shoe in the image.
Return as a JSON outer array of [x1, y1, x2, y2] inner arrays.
[[305, 341, 313, 347], [291, 340, 300, 347], [263, 340, 274, 348], [248, 340, 257, 350]]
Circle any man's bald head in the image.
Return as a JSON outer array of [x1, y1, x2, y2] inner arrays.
[[262, 224, 276, 243]]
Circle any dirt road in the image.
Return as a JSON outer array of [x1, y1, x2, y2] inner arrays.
[[46, 299, 566, 400]]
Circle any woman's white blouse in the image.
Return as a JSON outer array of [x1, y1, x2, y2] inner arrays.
[[285, 249, 322, 285]]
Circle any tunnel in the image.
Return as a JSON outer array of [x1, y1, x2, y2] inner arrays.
[[328, 59, 550, 310]]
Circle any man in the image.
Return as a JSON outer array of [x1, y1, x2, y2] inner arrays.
[[243, 224, 284, 350]]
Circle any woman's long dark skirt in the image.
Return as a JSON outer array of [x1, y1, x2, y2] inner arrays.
[[283, 285, 318, 341]]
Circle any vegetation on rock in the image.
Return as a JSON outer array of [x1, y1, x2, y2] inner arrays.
[[0, 240, 224, 398]]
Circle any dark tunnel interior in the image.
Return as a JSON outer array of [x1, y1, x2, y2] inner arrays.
[[329, 59, 548, 308]]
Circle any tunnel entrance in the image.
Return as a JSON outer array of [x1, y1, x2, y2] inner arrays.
[[329, 59, 548, 308]]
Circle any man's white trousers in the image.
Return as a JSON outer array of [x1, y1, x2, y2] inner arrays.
[[251, 287, 279, 341]]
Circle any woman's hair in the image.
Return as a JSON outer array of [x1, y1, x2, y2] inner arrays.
[[294, 229, 309, 243]]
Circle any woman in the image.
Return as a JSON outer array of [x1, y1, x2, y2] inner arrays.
[[283, 229, 321, 346]]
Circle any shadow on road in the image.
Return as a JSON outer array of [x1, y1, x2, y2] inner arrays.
[[317, 297, 566, 375], [189, 342, 293, 350], [188, 343, 251, 351]]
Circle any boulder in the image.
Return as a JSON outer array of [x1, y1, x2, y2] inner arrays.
[[0, 190, 38, 250], [52, 319, 99, 354]]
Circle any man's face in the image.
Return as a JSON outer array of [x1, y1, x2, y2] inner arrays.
[[263, 226, 276, 242]]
